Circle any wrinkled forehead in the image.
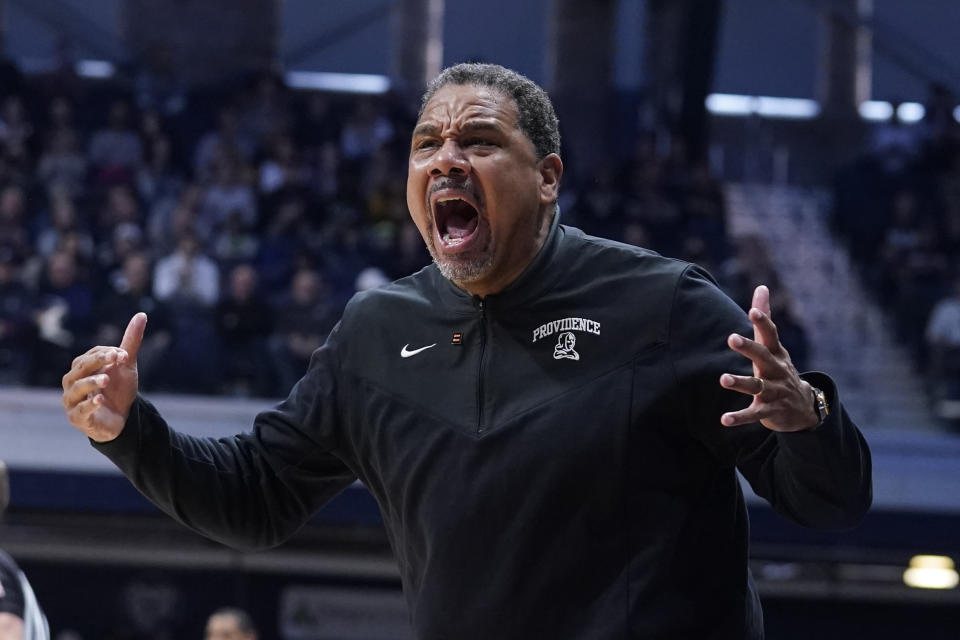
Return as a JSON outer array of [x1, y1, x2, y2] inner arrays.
[[415, 83, 520, 131]]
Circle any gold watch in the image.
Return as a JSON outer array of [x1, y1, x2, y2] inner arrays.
[[811, 386, 830, 425]]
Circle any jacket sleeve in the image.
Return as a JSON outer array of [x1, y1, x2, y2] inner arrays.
[[668, 265, 872, 530], [92, 322, 358, 550]]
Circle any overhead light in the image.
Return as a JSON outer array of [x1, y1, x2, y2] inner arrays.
[[953, 105, 960, 124], [705, 93, 819, 120], [859, 100, 893, 121], [896, 102, 925, 124], [285, 71, 390, 94], [754, 96, 820, 119], [705, 93, 755, 117], [75, 59, 115, 79], [903, 555, 959, 590]]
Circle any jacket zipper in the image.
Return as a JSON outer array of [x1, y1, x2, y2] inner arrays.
[[476, 298, 487, 435]]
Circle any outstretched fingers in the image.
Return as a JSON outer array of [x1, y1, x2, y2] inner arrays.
[[726, 333, 777, 372], [721, 404, 765, 427], [749, 285, 785, 355], [719, 373, 769, 426], [720, 373, 765, 397]]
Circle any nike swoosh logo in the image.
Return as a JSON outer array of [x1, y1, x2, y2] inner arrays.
[[401, 343, 437, 358]]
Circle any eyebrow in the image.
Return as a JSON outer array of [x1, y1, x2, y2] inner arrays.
[[412, 120, 504, 138], [412, 123, 439, 138], [460, 121, 502, 133]]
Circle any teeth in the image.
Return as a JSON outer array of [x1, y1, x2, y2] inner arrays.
[[442, 234, 463, 245], [436, 196, 466, 204]]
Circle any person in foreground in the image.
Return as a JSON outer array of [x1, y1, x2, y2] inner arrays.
[[0, 462, 50, 640], [62, 64, 871, 639], [205, 607, 257, 640]]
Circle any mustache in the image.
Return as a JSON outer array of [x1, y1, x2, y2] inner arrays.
[[428, 178, 479, 204]]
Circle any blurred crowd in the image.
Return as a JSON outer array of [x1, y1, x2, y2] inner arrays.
[[0, 60, 433, 396], [832, 83, 960, 408], [0, 56, 793, 398]]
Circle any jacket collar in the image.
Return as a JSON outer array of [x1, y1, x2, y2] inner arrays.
[[431, 210, 565, 312]]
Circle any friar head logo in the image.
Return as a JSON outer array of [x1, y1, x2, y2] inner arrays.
[[553, 331, 580, 361]]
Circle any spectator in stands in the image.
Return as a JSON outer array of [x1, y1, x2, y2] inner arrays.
[[295, 92, 341, 155], [258, 134, 310, 196], [98, 222, 146, 292], [146, 184, 203, 255], [339, 97, 393, 162], [95, 184, 143, 242], [193, 106, 255, 184], [268, 267, 337, 391], [926, 274, 960, 395], [0, 247, 36, 385], [238, 72, 292, 147], [137, 132, 183, 208], [211, 209, 259, 273], [0, 460, 51, 640], [204, 607, 257, 640], [380, 220, 430, 281], [153, 229, 220, 393], [36, 129, 87, 199], [43, 96, 79, 145], [33, 249, 95, 385], [154, 228, 219, 308], [200, 153, 257, 234], [886, 215, 949, 361], [96, 251, 171, 390], [0, 96, 34, 165], [87, 99, 143, 185], [133, 42, 187, 118], [308, 137, 340, 201], [216, 264, 275, 397], [0, 185, 30, 262], [354, 265, 389, 292], [255, 195, 311, 296], [35, 192, 95, 283]]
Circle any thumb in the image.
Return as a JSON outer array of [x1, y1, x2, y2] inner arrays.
[[119, 312, 148, 362]]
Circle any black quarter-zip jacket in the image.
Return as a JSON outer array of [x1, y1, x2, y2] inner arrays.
[[95, 219, 872, 639]]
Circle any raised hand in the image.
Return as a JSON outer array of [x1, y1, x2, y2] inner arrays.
[[62, 313, 147, 442], [718, 286, 819, 432]]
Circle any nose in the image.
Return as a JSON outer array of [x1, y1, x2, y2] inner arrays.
[[429, 139, 469, 177]]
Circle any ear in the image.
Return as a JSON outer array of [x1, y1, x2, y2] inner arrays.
[[537, 153, 563, 206]]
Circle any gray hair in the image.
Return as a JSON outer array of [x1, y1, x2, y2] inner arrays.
[[419, 63, 561, 160]]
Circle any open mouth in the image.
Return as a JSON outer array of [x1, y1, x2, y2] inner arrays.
[[433, 194, 481, 249]]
